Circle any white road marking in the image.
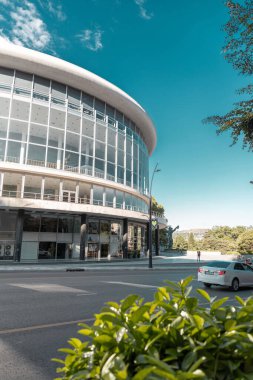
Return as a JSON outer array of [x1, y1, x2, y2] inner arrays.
[[9, 283, 91, 294], [0, 318, 94, 335], [102, 281, 157, 288], [76, 292, 97, 296]]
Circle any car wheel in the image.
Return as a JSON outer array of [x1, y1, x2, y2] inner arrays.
[[203, 283, 211, 288], [231, 278, 239, 291]]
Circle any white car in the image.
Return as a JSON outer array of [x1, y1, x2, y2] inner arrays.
[[198, 261, 253, 291]]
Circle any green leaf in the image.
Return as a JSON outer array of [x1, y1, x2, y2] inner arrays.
[[180, 276, 194, 288], [196, 289, 211, 302], [131, 305, 149, 323], [211, 297, 229, 311], [121, 294, 139, 312], [181, 351, 197, 371], [225, 319, 236, 331], [192, 314, 205, 330], [235, 295, 246, 306]]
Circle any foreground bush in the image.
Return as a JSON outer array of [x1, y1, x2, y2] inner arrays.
[[54, 277, 253, 379]]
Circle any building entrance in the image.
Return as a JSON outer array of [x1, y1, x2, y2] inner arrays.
[[100, 243, 109, 258]]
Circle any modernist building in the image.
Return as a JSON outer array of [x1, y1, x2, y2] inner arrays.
[[0, 42, 166, 262]]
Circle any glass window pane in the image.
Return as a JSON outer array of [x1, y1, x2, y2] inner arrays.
[[66, 132, 80, 152], [0, 67, 13, 89], [95, 141, 105, 159], [67, 114, 80, 133], [0, 118, 8, 138], [40, 217, 57, 232], [48, 127, 64, 147], [107, 146, 115, 163], [0, 97, 10, 117], [80, 155, 93, 172], [33, 76, 50, 95], [50, 108, 65, 129], [47, 147, 58, 167], [107, 163, 115, 179], [96, 123, 106, 141], [51, 81, 66, 100], [93, 186, 103, 203], [105, 188, 114, 207], [117, 150, 124, 166], [68, 87, 80, 105], [58, 216, 73, 233], [14, 71, 32, 96], [31, 104, 49, 124], [29, 124, 47, 144], [64, 151, 79, 168], [95, 98, 105, 114], [81, 137, 93, 156], [82, 92, 94, 108], [95, 158, 104, 173], [7, 141, 21, 160], [23, 214, 40, 232], [11, 100, 30, 120], [0, 140, 6, 158], [27, 144, 46, 163], [108, 127, 116, 146], [82, 118, 94, 138], [9, 120, 28, 140], [116, 191, 123, 207]]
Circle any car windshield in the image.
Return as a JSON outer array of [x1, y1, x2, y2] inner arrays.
[[204, 261, 231, 268]]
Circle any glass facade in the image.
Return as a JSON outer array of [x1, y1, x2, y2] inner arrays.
[[0, 67, 149, 195]]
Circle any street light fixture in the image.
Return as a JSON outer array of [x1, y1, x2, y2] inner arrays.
[[149, 163, 161, 269]]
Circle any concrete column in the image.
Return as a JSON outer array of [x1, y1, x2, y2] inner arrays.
[[75, 182, 79, 203], [122, 218, 128, 259], [21, 175, 25, 198], [155, 225, 160, 256], [59, 180, 63, 202], [14, 209, 24, 262], [20, 132, 26, 164], [57, 136, 62, 169], [0, 172, 4, 196], [41, 177, 45, 200], [80, 214, 87, 260]]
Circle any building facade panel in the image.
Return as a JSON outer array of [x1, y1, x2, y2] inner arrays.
[[0, 44, 159, 262]]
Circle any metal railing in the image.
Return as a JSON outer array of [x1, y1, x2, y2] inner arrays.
[[1, 190, 149, 214]]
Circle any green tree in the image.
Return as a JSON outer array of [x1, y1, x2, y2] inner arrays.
[[237, 229, 253, 253], [200, 226, 245, 252], [204, 1, 253, 150], [151, 196, 164, 215], [173, 235, 188, 250], [151, 196, 168, 248], [187, 232, 196, 250]]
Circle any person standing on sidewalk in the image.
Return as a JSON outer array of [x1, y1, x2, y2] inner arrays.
[[197, 250, 201, 262]]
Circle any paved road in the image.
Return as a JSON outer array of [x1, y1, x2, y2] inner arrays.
[[0, 268, 252, 380]]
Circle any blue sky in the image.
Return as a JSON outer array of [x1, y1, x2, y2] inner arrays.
[[0, 0, 252, 230]]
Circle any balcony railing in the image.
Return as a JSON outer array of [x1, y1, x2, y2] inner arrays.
[[1, 190, 149, 214]]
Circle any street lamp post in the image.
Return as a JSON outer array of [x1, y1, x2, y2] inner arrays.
[[149, 163, 161, 269]]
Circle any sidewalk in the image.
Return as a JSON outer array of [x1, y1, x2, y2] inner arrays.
[[0, 251, 233, 272]]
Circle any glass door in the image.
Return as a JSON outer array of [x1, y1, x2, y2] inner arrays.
[[62, 190, 76, 203]]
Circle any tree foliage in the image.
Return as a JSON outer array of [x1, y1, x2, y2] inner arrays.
[[54, 277, 253, 379], [204, 0, 253, 150], [199, 225, 249, 253], [237, 229, 253, 253], [151, 196, 165, 215], [173, 235, 188, 250], [188, 232, 196, 250]]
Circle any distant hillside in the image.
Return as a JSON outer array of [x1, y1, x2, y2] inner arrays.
[[174, 228, 209, 240]]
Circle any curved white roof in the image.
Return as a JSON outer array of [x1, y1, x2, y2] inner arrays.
[[0, 40, 156, 154]]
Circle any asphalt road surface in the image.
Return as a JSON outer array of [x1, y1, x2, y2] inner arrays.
[[0, 268, 253, 380]]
